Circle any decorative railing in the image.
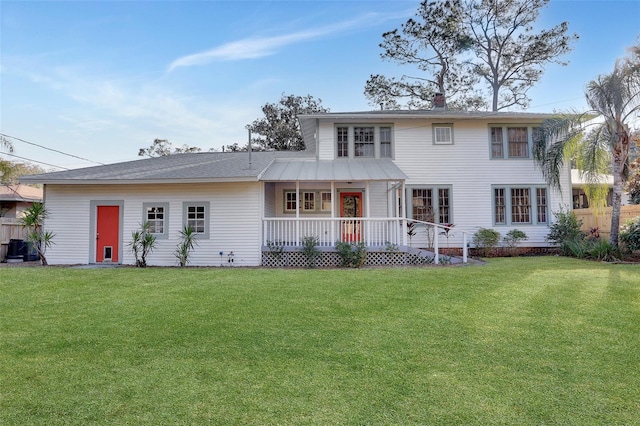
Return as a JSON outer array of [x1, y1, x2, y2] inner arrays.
[[263, 217, 404, 248], [262, 217, 468, 264]]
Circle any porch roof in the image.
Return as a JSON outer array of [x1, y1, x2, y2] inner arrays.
[[259, 158, 407, 182]]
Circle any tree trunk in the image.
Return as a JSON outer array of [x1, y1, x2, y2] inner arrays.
[[609, 145, 626, 247]]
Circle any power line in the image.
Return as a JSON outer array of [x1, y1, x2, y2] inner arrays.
[[0, 152, 70, 170], [0, 133, 105, 166]]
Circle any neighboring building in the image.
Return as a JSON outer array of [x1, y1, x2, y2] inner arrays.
[[21, 110, 572, 266], [0, 184, 43, 218], [570, 169, 629, 209]]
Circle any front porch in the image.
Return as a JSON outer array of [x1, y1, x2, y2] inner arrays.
[[261, 218, 469, 266]]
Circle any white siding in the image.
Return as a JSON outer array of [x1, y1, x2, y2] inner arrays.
[[43, 182, 263, 266], [315, 117, 572, 247]]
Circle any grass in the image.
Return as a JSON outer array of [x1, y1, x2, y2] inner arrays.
[[1, 257, 639, 425]]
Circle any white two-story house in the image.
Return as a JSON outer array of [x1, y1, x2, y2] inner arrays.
[[21, 110, 571, 267]]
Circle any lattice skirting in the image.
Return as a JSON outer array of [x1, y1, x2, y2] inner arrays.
[[261, 250, 434, 268]]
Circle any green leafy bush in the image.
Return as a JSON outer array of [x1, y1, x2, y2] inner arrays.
[[547, 207, 585, 246], [301, 236, 321, 268], [620, 216, 640, 253], [472, 228, 501, 257], [336, 241, 367, 268], [562, 238, 621, 262], [503, 229, 528, 255], [129, 221, 157, 267]]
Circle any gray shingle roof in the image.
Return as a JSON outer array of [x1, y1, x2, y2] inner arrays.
[[20, 151, 313, 184]]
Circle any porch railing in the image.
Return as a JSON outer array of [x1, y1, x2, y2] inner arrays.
[[263, 217, 404, 248], [262, 217, 468, 264]]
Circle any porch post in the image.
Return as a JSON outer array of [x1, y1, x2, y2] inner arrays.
[[331, 181, 335, 243], [295, 181, 300, 246], [401, 181, 407, 246], [365, 181, 370, 245]]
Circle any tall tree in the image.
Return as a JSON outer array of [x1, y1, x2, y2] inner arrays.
[[138, 139, 202, 157], [248, 94, 329, 151], [365, 0, 484, 110], [534, 42, 640, 247], [366, 0, 577, 111]]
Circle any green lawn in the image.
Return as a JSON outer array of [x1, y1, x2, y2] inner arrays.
[[1, 257, 639, 425]]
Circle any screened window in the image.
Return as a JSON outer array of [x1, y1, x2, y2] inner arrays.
[[494, 188, 506, 224], [354, 127, 375, 157], [438, 188, 450, 223], [536, 188, 548, 223], [433, 125, 453, 145], [491, 127, 504, 158], [380, 127, 392, 157], [412, 189, 433, 222]]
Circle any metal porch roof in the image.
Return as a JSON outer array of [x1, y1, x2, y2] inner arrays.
[[259, 158, 407, 181]]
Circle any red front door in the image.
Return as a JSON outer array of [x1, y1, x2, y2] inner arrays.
[[340, 192, 362, 242], [96, 205, 119, 262]]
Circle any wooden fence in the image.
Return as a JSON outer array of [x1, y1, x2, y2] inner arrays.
[[0, 218, 29, 261], [573, 205, 640, 240]]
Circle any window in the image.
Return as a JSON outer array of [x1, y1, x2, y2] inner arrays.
[[433, 124, 453, 145], [302, 192, 315, 211], [508, 127, 528, 157], [354, 127, 375, 157], [380, 127, 392, 157], [143, 203, 169, 239], [321, 192, 332, 211], [284, 191, 297, 212], [490, 125, 535, 159], [493, 186, 548, 225], [337, 127, 349, 158], [183, 202, 210, 238], [410, 186, 451, 224], [335, 125, 393, 159]]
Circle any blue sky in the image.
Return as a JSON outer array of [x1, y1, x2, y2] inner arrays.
[[1, 0, 639, 169]]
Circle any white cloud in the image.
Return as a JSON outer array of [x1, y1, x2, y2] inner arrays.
[[167, 11, 408, 72]]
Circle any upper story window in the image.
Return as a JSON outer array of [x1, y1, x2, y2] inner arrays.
[[335, 125, 393, 159], [433, 124, 454, 145], [490, 125, 539, 159]]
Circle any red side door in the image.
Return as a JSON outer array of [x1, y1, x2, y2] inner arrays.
[[96, 205, 119, 262]]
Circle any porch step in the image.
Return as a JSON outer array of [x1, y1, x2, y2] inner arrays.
[[404, 246, 465, 264]]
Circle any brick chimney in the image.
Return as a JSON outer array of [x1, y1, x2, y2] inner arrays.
[[433, 92, 447, 109]]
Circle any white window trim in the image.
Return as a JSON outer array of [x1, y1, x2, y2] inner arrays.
[[302, 191, 316, 212], [432, 124, 454, 145], [182, 201, 210, 239], [492, 185, 548, 226], [142, 202, 169, 240]]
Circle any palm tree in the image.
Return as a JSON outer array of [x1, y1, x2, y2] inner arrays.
[[534, 41, 640, 247]]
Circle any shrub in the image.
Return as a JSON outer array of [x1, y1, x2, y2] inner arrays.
[[301, 236, 320, 268], [562, 238, 621, 262], [503, 229, 528, 256], [547, 207, 585, 246], [336, 241, 367, 268], [472, 228, 501, 257], [129, 221, 157, 267], [620, 216, 640, 253], [175, 225, 198, 267]]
